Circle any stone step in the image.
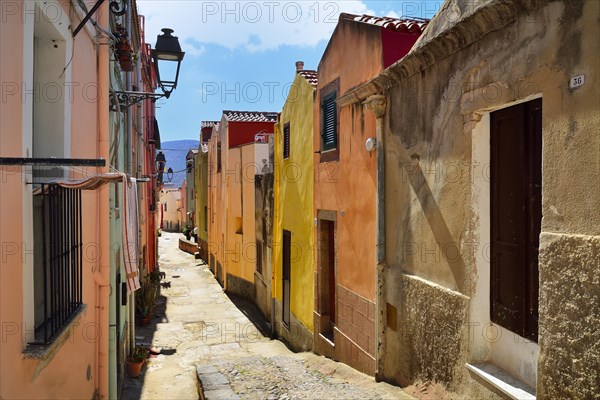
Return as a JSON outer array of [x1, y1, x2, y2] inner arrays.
[[196, 364, 240, 400]]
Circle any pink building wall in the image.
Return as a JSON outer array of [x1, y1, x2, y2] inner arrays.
[[0, 1, 110, 397]]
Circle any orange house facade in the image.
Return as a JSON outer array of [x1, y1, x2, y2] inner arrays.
[[207, 111, 276, 297], [312, 13, 428, 375]]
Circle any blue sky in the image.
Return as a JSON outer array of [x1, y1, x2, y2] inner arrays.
[[138, 1, 443, 142]]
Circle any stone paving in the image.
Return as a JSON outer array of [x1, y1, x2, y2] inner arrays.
[[122, 231, 414, 400]]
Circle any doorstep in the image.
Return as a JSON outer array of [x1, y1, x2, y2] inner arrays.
[[466, 362, 536, 400]]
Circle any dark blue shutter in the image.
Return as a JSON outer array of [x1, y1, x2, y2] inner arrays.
[[321, 93, 337, 151]]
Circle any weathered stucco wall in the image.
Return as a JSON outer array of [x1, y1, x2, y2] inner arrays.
[[375, 0, 599, 397], [313, 16, 385, 376], [537, 233, 599, 399], [314, 19, 380, 304]]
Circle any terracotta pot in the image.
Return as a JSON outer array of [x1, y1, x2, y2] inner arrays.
[[126, 359, 144, 378], [140, 315, 152, 326]]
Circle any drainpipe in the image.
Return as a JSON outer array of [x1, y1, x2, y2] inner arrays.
[[364, 95, 387, 382], [126, 13, 134, 176], [96, 3, 111, 399]]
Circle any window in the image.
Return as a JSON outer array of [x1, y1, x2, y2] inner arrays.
[[217, 143, 222, 173], [32, 185, 83, 344], [490, 99, 542, 342], [256, 240, 263, 275], [164, 202, 167, 212], [29, 1, 76, 345], [283, 122, 290, 159], [204, 206, 208, 232], [321, 92, 337, 152]]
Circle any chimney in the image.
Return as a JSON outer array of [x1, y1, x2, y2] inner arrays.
[[295, 61, 304, 72]]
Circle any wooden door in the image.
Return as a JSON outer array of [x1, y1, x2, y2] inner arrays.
[[491, 98, 542, 341], [282, 230, 291, 327]]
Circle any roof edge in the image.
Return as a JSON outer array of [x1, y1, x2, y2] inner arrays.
[[339, 0, 550, 105]]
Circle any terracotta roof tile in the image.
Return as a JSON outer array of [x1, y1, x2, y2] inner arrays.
[[343, 13, 430, 34], [223, 111, 278, 122], [201, 121, 219, 128], [298, 70, 318, 86]]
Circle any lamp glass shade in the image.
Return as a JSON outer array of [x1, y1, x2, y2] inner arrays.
[[152, 28, 185, 97]]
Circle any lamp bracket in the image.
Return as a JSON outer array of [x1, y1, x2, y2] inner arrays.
[[73, 0, 128, 38], [111, 91, 166, 111]]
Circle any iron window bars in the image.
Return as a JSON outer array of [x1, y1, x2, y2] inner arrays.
[[30, 184, 83, 345]]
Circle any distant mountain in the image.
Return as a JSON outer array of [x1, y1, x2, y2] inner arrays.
[[160, 140, 199, 188]]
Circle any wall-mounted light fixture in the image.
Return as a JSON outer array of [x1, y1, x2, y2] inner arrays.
[[365, 137, 377, 152], [155, 151, 166, 183], [111, 28, 185, 111]]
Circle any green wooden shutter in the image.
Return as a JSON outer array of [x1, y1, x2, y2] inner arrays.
[[321, 92, 337, 151]]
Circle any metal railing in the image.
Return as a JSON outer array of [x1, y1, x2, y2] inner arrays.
[[31, 184, 83, 344]]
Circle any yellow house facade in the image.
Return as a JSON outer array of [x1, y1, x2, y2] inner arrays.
[[273, 66, 317, 350]]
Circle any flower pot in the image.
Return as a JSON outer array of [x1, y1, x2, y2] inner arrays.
[[126, 359, 144, 378], [140, 315, 152, 326]]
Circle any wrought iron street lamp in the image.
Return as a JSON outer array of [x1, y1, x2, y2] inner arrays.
[[155, 151, 166, 183], [153, 29, 185, 99], [112, 28, 185, 110]]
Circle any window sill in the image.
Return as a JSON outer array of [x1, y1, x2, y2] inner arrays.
[[466, 363, 535, 400], [23, 304, 87, 361], [319, 148, 339, 163]]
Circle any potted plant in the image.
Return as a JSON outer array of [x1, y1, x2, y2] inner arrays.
[[182, 226, 192, 241], [136, 275, 158, 326], [114, 25, 134, 72], [126, 345, 150, 378]]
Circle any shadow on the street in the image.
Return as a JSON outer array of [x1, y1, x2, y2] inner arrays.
[[225, 292, 272, 338], [120, 291, 169, 399]]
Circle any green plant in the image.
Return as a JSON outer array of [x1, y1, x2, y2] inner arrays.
[[136, 275, 159, 317], [129, 345, 149, 363]]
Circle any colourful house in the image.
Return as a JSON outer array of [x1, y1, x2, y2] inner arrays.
[[195, 121, 217, 261], [312, 13, 428, 375], [344, 0, 600, 397], [185, 149, 198, 230], [207, 111, 276, 298], [272, 63, 318, 350]]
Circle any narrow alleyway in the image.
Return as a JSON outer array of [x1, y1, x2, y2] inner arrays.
[[121, 232, 413, 399]]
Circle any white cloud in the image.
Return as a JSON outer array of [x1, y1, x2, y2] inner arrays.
[[138, 1, 373, 54]]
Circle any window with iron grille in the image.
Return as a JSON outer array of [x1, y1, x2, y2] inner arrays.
[[32, 184, 83, 344], [321, 92, 337, 152], [283, 122, 290, 159]]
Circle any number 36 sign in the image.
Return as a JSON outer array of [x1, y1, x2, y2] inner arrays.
[[569, 74, 585, 89]]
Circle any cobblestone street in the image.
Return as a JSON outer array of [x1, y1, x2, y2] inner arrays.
[[122, 232, 413, 399]]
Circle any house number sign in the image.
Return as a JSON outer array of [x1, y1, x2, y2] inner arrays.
[[569, 74, 585, 89]]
